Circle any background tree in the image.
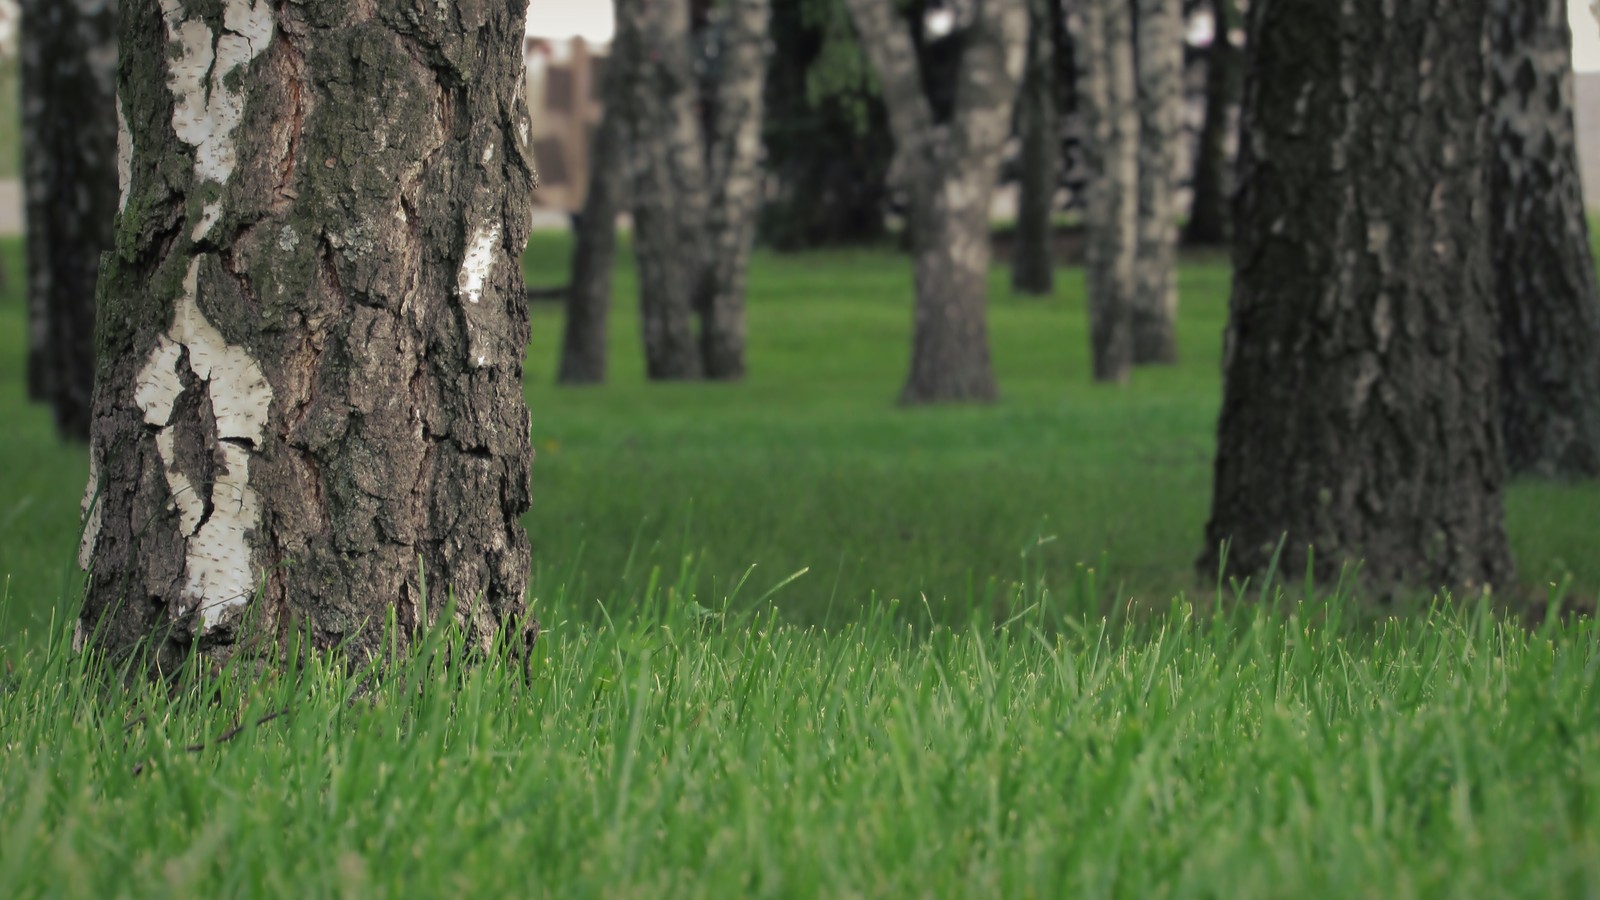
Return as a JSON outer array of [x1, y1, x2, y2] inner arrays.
[[1487, 0, 1600, 479], [1182, 0, 1240, 247], [19, 0, 117, 442], [1074, 0, 1137, 383], [615, 0, 769, 381], [1011, 0, 1058, 296], [81, 0, 538, 668], [1201, 0, 1513, 591], [558, 21, 627, 385], [1132, 0, 1182, 363], [845, 0, 1027, 404]]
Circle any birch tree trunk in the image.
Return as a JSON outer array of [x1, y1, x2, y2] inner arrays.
[[19, 0, 117, 442], [698, 0, 769, 380], [1131, 0, 1181, 364], [845, 0, 1027, 404], [80, 0, 539, 669], [1182, 0, 1239, 246], [1201, 0, 1514, 593], [1011, 0, 1058, 296], [1487, 0, 1600, 479], [558, 39, 626, 385], [1074, 0, 1137, 383]]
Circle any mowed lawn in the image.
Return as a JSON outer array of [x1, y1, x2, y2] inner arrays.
[[0, 234, 1598, 896]]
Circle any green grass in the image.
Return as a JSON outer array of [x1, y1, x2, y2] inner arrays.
[[2, 233, 1599, 894]]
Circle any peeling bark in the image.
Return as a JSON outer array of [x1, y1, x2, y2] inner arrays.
[[1487, 0, 1600, 479], [1011, 0, 1058, 296], [1201, 0, 1514, 593], [557, 36, 625, 386], [613, 0, 769, 382], [19, 0, 118, 442], [82, 0, 539, 670], [846, 0, 1027, 404], [1132, 0, 1181, 364], [1182, 0, 1240, 247], [1074, 0, 1137, 383]]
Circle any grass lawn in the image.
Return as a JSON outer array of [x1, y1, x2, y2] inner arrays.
[[1, 232, 1598, 895]]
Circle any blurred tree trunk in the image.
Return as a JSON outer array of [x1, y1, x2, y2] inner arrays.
[[80, 0, 538, 670], [698, 0, 769, 379], [1132, 0, 1181, 364], [19, 0, 117, 442], [1487, 0, 1600, 479], [1012, 0, 1058, 296], [558, 39, 627, 385], [1182, 0, 1239, 247], [1075, 0, 1137, 383], [614, 0, 769, 382], [846, 0, 1027, 404], [1201, 0, 1513, 592]]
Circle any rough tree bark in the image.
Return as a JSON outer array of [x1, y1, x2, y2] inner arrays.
[[1487, 0, 1600, 479], [1182, 0, 1239, 247], [1011, 0, 1058, 296], [557, 36, 626, 385], [614, 0, 768, 382], [845, 0, 1026, 404], [1132, 0, 1181, 364], [19, 0, 118, 442], [80, 0, 539, 669], [1074, 0, 1137, 383], [1201, 0, 1514, 593]]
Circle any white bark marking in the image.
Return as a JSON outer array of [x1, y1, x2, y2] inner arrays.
[[116, 96, 131, 212], [483, 142, 496, 163], [458, 222, 500, 305], [161, 0, 275, 239], [77, 446, 103, 571], [134, 256, 274, 631]]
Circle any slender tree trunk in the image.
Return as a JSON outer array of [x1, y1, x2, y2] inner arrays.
[[1201, 0, 1513, 592], [1012, 0, 1058, 296], [1075, 0, 1137, 383], [557, 39, 627, 385], [846, 0, 1025, 404], [616, 0, 705, 380], [698, 0, 770, 380], [1132, 0, 1181, 364], [1182, 0, 1239, 247], [19, 0, 117, 442], [80, 0, 539, 669], [1487, 0, 1600, 479]]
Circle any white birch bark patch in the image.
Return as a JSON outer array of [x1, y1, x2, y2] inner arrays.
[[133, 256, 274, 631], [160, 0, 275, 240], [116, 97, 131, 212]]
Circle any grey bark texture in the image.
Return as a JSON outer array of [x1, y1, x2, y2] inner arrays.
[[1011, 0, 1058, 296], [845, 0, 1027, 405], [20, 0, 118, 442], [614, 0, 768, 382], [1201, 0, 1514, 593], [1073, 0, 1137, 383], [557, 35, 626, 385], [80, 0, 539, 670], [1487, 0, 1600, 479], [1132, 0, 1181, 364], [1182, 0, 1240, 247]]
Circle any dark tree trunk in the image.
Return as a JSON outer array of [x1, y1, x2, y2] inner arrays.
[[557, 35, 626, 386], [19, 0, 118, 442], [617, 0, 705, 380], [1012, 0, 1058, 296], [1182, 0, 1239, 247], [1201, 0, 1514, 593], [698, 0, 770, 379], [1488, 0, 1600, 479], [846, 0, 1027, 405], [1075, 0, 1137, 383], [79, 0, 539, 669], [1132, 0, 1181, 364]]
